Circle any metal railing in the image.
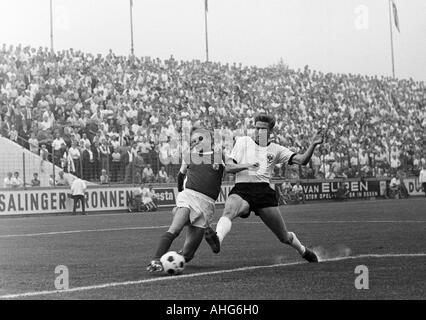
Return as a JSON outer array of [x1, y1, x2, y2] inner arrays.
[[1, 134, 184, 187]]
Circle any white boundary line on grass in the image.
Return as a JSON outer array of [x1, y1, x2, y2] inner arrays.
[[242, 220, 426, 224], [1, 253, 425, 299], [1, 220, 426, 238], [0, 226, 170, 238]]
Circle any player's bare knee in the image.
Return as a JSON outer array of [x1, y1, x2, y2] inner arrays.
[[280, 232, 292, 244], [279, 236, 291, 244], [222, 195, 248, 220], [222, 204, 238, 220], [167, 228, 181, 237], [222, 208, 236, 220]]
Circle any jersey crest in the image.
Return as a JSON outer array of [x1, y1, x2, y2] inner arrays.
[[267, 153, 275, 164]]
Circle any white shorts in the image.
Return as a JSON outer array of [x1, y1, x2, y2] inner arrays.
[[175, 189, 215, 228], [142, 197, 153, 204]]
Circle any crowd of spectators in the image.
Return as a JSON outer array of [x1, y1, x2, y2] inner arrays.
[[0, 44, 425, 185], [2, 170, 70, 188]]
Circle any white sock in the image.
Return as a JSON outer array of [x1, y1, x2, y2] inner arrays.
[[288, 232, 306, 255], [216, 216, 232, 244]]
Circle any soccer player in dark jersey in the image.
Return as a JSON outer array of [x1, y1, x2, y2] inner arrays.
[[147, 126, 257, 272], [205, 113, 325, 263]]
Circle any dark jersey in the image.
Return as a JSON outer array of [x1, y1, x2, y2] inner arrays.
[[184, 152, 225, 201]]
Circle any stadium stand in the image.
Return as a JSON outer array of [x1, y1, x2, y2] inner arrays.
[[0, 44, 425, 186]]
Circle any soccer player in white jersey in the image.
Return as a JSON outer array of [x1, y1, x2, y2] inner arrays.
[[205, 113, 325, 262]]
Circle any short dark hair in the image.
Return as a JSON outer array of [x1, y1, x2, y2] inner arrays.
[[254, 113, 275, 130]]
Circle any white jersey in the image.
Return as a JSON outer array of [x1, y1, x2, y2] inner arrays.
[[419, 169, 426, 183], [230, 136, 295, 183], [71, 179, 87, 196]]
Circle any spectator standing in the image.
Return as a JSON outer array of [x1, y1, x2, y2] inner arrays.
[[69, 141, 81, 175], [39, 144, 49, 171], [70, 177, 87, 215], [63, 145, 76, 174], [58, 142, 68, 170], [419, 164, 426, 197], [139, 136, 151, 163], [99, 139, 110, 173], [9, 124, 18, 142], [28, 132, 39, 154], [14, 107, 25, 134], [311, 151, 321, 178], [52, 133, 66, 166], [325, 160, 336, 180], [111, 147, 122, 182], [134, 150, 145, 181], [390, 154, 401, 172], [24, 104, 33, 131], [39, 115, 52, 131], [43, 108, 55, 128], [92, 141, 102, 180], [123, 146, 134, 184], [16, 91, 30, 109], [3, 172, 13, 188], [110, 135, 120, 150], [82, 142, 95, 181], [81, 133, 91, 148]]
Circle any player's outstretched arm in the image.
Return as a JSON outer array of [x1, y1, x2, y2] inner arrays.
[[224, 157, 259, 173], [291, 130, 325, 166]]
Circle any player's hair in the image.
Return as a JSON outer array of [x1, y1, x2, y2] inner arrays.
[[254, 113, 275, 130]]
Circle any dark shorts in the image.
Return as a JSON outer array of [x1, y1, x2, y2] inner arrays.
[[228, 183, 278, 218]]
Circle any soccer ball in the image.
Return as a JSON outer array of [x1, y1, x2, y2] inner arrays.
[[160, 251, 186, 276]]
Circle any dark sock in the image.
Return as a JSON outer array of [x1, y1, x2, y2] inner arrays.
[[154, 232, 177, 260]]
